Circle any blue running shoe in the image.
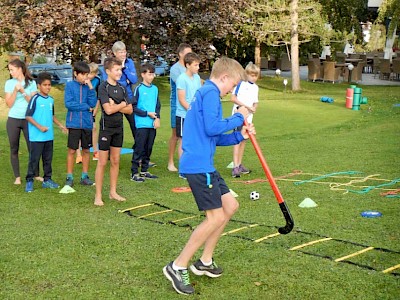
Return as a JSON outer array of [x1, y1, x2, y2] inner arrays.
[[25, 181, 34, 193], [42, 179, 60, 189], [80, 176, 94, 186]]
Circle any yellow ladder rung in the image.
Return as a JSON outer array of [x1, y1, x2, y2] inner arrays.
[[335, 246, 374, 262], [118, 203, 154, 213], [254, 232, 280, 243], [290, 237, 333, 251], [171, 215, 198, 223], [222, 224, 259, 236], [138, 209, 173, 219], [382, 263, 400, 274]]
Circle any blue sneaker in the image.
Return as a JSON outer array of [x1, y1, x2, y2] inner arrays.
[[42, 179, 60, 189], [25, 181, 34, 193], [80, 176, 94, 186], [179, 173, 187, 180], [66, 177, 74, 187]]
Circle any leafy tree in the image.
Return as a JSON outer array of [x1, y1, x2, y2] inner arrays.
[[134, 0, 244, 67], [0, 0, 108, 62], [377, 0, 400, 36], [240, 0, 327, 90], [0, 0, 244, 67]]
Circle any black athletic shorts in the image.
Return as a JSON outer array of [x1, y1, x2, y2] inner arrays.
[[98, 127, 123, 151], [185, 171, 230, 211], [67, 128, 93, 150], [175, 116, 185, 137]]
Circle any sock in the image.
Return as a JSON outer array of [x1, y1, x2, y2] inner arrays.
[[81, 172, 88, 179], [172, 262, 187, 271], [200, 259, 212, 266], [67, 173, 73, 179]]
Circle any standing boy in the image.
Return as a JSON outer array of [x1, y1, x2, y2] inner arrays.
[[163, 57, 255, 295], [76, 62, 102, 162], [64, 61, 98, 187], [175, 52, 202, 163], [130, 63, 160, 182], [94, 58, 133, 206], [231, 62, 260, 177], [25, 72, 67, 192], [167, 43, 192, 172]]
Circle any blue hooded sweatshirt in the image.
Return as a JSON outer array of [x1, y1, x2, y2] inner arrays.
[[64, 80, 97, 129]]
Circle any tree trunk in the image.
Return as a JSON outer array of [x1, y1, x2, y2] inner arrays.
[[290, 0, 301, 91], [255, 39, 261, 67]]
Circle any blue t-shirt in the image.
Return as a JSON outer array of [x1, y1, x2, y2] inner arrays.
[[5, 79, 37, 119], [169, 62, 186, 112], [25, 93, 55, 142], [175, 73, 201, 118], [179, 80, 245, 174], [133, 83, 161, 129]]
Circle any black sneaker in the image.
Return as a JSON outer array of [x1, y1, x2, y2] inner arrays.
[[163, 262, 194, 295], [190, 259, 223, 278], [140, 172, 158, 179], [131, 173, 145, 182]]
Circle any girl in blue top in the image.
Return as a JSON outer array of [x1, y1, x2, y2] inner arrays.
[[4, 59, 38, 185]]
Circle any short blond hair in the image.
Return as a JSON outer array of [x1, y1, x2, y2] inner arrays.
[[210, 57, 245, 82], [88, 62, 99, 74], [245, 62, 260, 76]]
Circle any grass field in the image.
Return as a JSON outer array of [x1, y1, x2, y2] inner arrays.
[[0, 60, 399, 299]]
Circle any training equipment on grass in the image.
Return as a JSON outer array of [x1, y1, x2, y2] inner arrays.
[[226, 161, 234, 169], [171, 187, 191, 193], [351, 87, 368, 110], [320, 96, 334, 103], [59, 185, 76, 194], [361, 211, 382, 218], [244, 120, 294, 235], [298, 198, 317, 208], [276, 170, 400, 195], [229, 189, 239, 197], [119, 202, 400, 277], [249, 191, 260, 200], [345, 88, 354, 108]]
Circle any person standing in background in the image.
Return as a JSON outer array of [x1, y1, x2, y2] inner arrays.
[[4, 59, 40, 185], [167, 43, 192, 172]]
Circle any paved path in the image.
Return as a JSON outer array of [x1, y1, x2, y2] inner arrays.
[[261, 66, 400, 86]]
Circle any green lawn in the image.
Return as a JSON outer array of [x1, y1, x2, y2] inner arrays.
[[1, 67, 399, 299]]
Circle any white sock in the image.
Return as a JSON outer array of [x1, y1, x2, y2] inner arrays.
[[200, 259, 212, 266], [172, 262, 186, 271]]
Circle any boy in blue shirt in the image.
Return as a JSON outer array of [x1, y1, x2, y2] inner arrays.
[[168, 43, 192, 172], [175, 52, 202, 168], [64, 61, 98, 187], [130, 63, 160, 182], [25, 72, 67, 192], [163, 57, 255, 295]]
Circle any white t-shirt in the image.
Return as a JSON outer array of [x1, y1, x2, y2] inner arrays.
[[231, 81, 259, 123], [5, 79, 37, 119]]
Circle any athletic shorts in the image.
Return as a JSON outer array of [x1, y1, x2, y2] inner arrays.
[[67, 128, 93, 150], [98, 127, 123, 151], [185, 171, 230, 211], [175, 116, 185, 137]]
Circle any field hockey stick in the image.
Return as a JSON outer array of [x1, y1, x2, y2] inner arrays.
[[244, 120, 294, 234]]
